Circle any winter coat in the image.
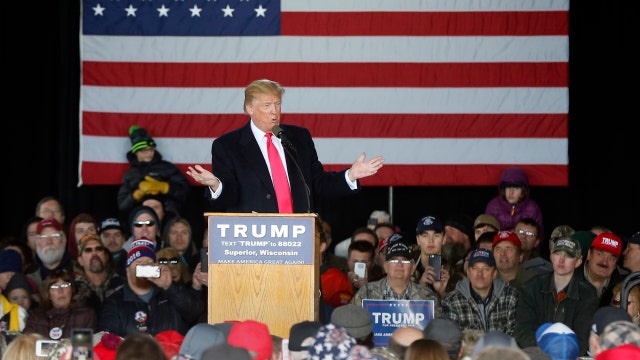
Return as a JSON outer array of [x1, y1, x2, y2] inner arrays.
[[23, 299, 96, 339], [99, 281, 204, 337], [514, 271, 598, 356], [117, 150, 190, 215], [485, 167, 544, 239]]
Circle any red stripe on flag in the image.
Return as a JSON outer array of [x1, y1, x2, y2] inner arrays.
[[81, 162, 567, 187], [82, 112, 567, 139], [281, 11, 569, 36], [82, 62, 568, 88]]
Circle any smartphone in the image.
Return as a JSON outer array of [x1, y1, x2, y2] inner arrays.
[[35, 340, 59, 357], [71, 328, 93, 360], [136, 264, 161, 278], [354, 262, 367, 279], [428, 254, 442, 281], [200, 247, 209, 272]]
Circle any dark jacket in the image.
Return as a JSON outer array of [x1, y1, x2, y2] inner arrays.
[[23, 300, 97, 339], [515, 271, 599, 356], [485, 167, 544, 239], [98, 281, 204, 337], [117, 149, 190, 215], [205, 121, 358, 213], [574, 261, 625, 307]]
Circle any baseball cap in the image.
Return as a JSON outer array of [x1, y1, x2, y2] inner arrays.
[[36, 218, 63, 234], [551, 236, 581, 258], [492, 231, 522, 249], [227, 320, 273, 360], [415, 216, 444, 234], [474, 214, 500, 231], [288, 321, 322, 351], [78, 233, 101, 253], [591, 232, 623, 257], [377, 236, 390, 252], [591, 306, 633, 335], [629, 231, 640, 245], [468, 248, 496, 267], [99, 218, 123, 234], [386, 241, 413, 260], [535, 322, 579, 360]]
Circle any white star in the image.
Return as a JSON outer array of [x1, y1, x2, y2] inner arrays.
[[93, 4, 105, 16], [222, 4, 234, 17], [157, 4, 170, 17], [125, 5, 137, 17], [254, 4, 267, 17], [189, 5, 202, 17]]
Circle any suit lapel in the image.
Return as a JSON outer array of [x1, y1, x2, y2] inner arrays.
[[237, 122, 276, 192]]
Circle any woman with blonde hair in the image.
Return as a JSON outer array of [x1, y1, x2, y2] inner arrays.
[[611, 281, 640, 326], [1, 332, 44, 360]]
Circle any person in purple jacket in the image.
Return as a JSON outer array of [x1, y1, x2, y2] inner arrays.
[[485, 167, 544, 240]]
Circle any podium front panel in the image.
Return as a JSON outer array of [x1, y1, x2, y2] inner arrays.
[[204, 213, 320, 338]]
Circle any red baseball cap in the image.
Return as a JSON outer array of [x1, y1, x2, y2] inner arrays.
[[492, 231, 522, 249], [36, 218, 63, 234], [591, 232, 622, 257]]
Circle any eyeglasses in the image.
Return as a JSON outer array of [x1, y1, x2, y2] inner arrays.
[[515, 229, 537, 238], [133, 220, 156, 228], [50, 282, 72, 290], [36, 233, 62, 242], [158, 257, 180, 265], [387, 259, 413, 265], [83, 246, 106, 254]]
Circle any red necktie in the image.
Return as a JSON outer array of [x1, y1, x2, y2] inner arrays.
[[265, 133, 293, 213]]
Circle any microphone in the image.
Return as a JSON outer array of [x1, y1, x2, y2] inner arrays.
[[271, 125, 296, 153], [271, 125, 311, 213]]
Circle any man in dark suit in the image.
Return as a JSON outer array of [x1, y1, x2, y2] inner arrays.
[[187, 79, 384, 213]]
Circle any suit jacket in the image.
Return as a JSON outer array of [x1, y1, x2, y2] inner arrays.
[[205, 121, 358, 213]]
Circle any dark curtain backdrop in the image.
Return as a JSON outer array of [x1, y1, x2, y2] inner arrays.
[[2, 1, 638, 252]]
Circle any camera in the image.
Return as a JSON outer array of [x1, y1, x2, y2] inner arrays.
[[354, 262, 367, 279], [136, 264, 161, 278], [428, 254, 442, 281], [35, 340, 59, 357]]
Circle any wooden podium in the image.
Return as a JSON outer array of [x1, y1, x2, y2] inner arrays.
[[204, 213, 320, 338]]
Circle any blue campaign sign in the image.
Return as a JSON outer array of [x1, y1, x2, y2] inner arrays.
[[362, 299, 435, 347], [207, 215, 315, 264]]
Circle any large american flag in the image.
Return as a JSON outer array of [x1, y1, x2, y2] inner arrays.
[[79, 0, 569, 187]]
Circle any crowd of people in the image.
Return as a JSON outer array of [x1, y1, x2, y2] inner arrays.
[[0, 193, 638, 359], [1, 77, 638, 359]]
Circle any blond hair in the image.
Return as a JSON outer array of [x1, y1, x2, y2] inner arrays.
[[243, 79, 284, 113]]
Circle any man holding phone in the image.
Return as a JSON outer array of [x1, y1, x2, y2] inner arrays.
[[413, 215, 453, 299], [99, 238, 204, 337]]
